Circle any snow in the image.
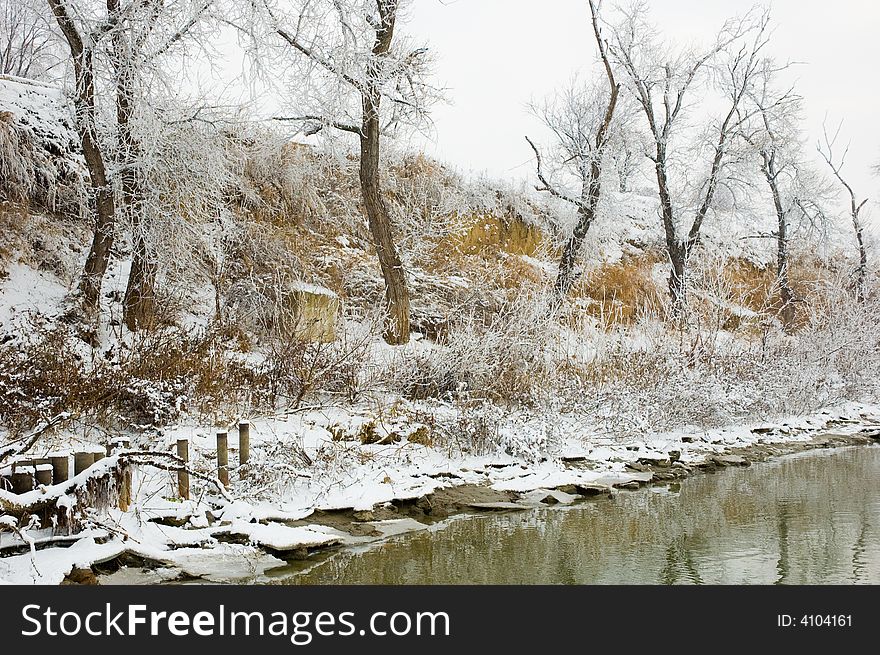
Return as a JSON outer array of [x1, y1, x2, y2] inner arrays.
[[2, 392, 878, 584], [217, 521, 339, 551], [0, 75, 68, 130], [0, 537, 126, 585], [0, 262, 70, 329], [129, 544, 287, 583], [289, 281, 338, 297]]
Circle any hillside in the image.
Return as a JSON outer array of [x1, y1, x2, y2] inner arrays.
[[0, 75, 873, 429], [1, 75, 879, 582]]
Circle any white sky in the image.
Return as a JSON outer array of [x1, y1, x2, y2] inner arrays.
[[403, 0, 879, 215]]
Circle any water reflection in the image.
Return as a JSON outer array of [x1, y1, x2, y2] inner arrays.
[[279, 446, 880, 585]]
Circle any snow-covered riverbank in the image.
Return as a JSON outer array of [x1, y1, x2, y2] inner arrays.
[[2, 401, 878, 585]]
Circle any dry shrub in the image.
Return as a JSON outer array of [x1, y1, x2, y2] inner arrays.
[[572, 253, 664, 325], [387, 291, 556, 405], [0, 320, 266, 433], [720, 259, 775, 313], [0, 108, 85, 216], [229, 131, 338, 229], [431, 213, 545, 261]]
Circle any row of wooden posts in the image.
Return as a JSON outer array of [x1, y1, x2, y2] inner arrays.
[[1, 437, 131, 495], [175, 422, 250, 500], [3, 423, 251, 502]]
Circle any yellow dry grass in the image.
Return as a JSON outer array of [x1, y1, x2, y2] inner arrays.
[[570, 253, 665, 324], [449, 213, 544, 257]]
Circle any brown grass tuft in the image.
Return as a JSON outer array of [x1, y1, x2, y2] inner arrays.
[[571, 253, 664, 324]]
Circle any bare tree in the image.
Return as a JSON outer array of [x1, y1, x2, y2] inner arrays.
[[525, 0, 620, 299], [48, 0, 118, 320], [737, 60, 802, 329], [1, 0, 59, 79], [607, 2, 770, 318], [818, 121, 870, 302], [608, 125, 643, 193], [738, 61, 831, 330], [48, 0, 216, 328], [255, 0, 438, 345]]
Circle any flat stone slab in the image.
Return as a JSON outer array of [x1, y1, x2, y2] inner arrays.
[[592, 472, 653, 486], [152, 545, 287, 582], [218, 521, 341, 551], [519, 489, 578, 506], [363, 518, 429, 538], [99, 566, 182, 585], [466, 501, 530, 511], [711, 455, 749, 467]]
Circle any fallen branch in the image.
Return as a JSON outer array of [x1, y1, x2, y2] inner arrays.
[[0, 413, 72, 464], [120, 450, 232, 502], [0, 514, 41, 577], [0, 451, 231, 521]]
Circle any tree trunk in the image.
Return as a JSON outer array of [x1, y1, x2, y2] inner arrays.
[[667, 241, 687, 320], [359, 1, 410, 345], [555, 172, 602, 297], [359, 105, 410, 344], [48, 0, 116, 318], [79, 186, 115, 316], [776, 226, 795, 329], [110, 6, 156, 331], [123, 232, 157, 330], [653, 151, 688, 317], [764, 155, 795, 330], [852, 210, 868, 303]]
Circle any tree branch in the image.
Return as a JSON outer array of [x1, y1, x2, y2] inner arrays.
[[273, 114, 361, 134], [0, 413, 72, 464], [275, 26, 366, 94], [524, 135, 582, 207]]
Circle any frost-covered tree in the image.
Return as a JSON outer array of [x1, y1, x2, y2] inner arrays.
[[47, 0, 217, 328], [249, 0, 439, 345], [525, 0, 620, 299], [818, 122, 870, 303], [738, 62, 825, 330], [48, 0, 118, 320], [1, 0, 59, 79], [607, 2, 772, 318]]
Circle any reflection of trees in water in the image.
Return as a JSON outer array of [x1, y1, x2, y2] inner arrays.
[[775, 504, 790, 584], [659, 534, 705, 585], [851, 508, 870, 583], [287, 448, 880, 585]]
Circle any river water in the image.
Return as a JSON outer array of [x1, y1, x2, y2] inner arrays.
[[277, 446, 880, 584]]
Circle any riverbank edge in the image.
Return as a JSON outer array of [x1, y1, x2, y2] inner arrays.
[[2, 407, 878, 585], [290, 424, 880, 542], [109, 416, 880, 584]]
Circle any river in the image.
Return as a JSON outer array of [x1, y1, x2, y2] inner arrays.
[[273, 445, 880, 584]]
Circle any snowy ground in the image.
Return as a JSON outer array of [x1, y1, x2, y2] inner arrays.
[[2, 399, 878, 585]]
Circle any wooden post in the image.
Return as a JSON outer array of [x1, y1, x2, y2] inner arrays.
[[11, 466, 34, 494], [35, 464, 53, 486], [106, 438, 131, 510], [216, 431, 229, 487], [177, 438, 189, 500], [118, 465, 132, 512], [238, 422, 250, 479], [50, 455, 69, 483], [73, 451, 95, 475]]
